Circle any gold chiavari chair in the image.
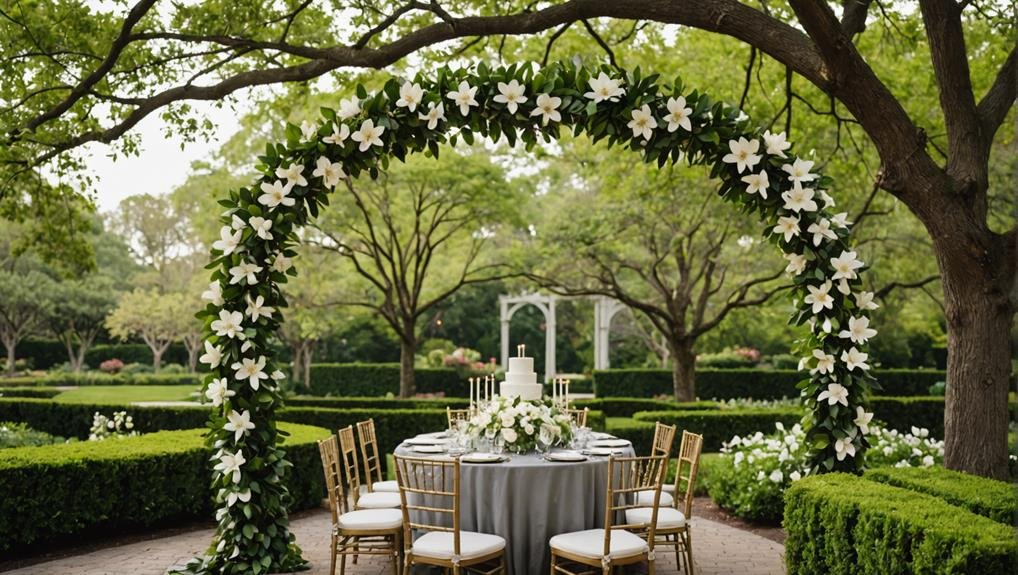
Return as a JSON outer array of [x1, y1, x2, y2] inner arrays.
[[627, 430, 704, 575], [447, 406, 471, 429], [394, 455, 507, 575], [355, 419, 399, 493], [567, 407, 589, 428], [636, 422, 677, 506], [550, 454, 667, 575], [338, 426, 401, 509], [318, 436, 402, 575]]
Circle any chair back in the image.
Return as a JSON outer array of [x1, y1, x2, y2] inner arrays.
[[672, 430, 704, 516], [355, 419, 384, 490], [603, 454, 667, 557], [651, 422, 677, 458], [447, 407, 471, 429], [567, 407, 589, 428], [318, 436, 350, 524], [394, 455, 461, 556], [337, 425, 364, 506]]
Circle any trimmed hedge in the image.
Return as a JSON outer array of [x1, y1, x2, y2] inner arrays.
[[0, 398, 209, 438], [574, 398, 718, 418], [870, 396, 949, 438], [0, 422, 329, 552], [633, 408, 804, 451], [865, 466, 1017, 525], [605, 418, 657, 455], [0, 373, 202, 387], [594, 368, 948, 398], [784, 473, 1017, 574], [286, 396, 472, 410], [0, 387, 63, 399], [306, 363, 464, 396]]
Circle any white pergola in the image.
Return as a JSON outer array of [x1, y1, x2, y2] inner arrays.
[[499, 293, 627, 382]]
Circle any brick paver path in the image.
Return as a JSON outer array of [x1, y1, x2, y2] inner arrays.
[[2, 509, 783, 575]]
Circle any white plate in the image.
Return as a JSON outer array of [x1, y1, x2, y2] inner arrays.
[[546, 451, 587, 462], [461, 452, 503, 463], [418, 431, 451, 439], [590, 439, 631, 448], [411, 445, 445, 453], [591, 432, 616, 440], [405, 437, 448, 446], [588, 447, 624, 456]]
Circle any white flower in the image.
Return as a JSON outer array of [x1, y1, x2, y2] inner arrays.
[[807, 218, 837, 246], [834, 437, 856, 461], [396, 81, 425, 112], [756, 470, 766, 481], [271, 370, 285, 381], [819, 189, 836, 208], [830, 251, 864, 281], [804, 281, 834, 314], [199, 341, 223, 368], [911, 426, 929, 438], [853, 406, 874, 435], [840, 316, 877, 345], [773, 215, 800, 242], [351, 119, 385, 152], [736, 235, 754, 250], [214, 450, 247, 483], [493, 79, 527, 114], [784, 253, 807, 276], [299, 120, 316, 142], [447, 80, 478, 116], [831, 212, 852, 229], [782, 184, 819, 213], [790, 470, 802, 481], [584, 72, 625, 103], [811, 349, 835, 375], [211, 309, 244, 339], [226, 488, 252, 507], [855, 291, 880, 311], [817, 383, 849, 406], [664, 96, 692, 132], [722, 137, 762, 173], [530, 93, 561, 125], [627, 104, 658, 141], [922, 455, 935, 467], [769, 469, 784, 483], [224, 410, 256, 442], [245, 294, 274, 321], [271, 254, 293, 274], [733, 452, 745, 466], [763, 130, 790, 158], [418, 102, 445, 130], [338, 97, 361, 120], [212, 226, 243, 255], [322, 123, 350, 145], [275, 162, 308, 187], [841, 347, 870, 371], [258, 180, 296, 210], [312, 156, 345, 189], [501, 427, 518, 443], [230, 214, 246, 230], [248, 216, 273, 240], [205, 377, 235, 407], [201, 281, 224, 306], [228, 262, 262, 285], [781, 158, 818, 184], [232, 355, 268, 389], [741, 170, 770, 199]]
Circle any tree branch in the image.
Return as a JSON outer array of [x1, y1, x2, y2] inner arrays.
[[875, 274, 940, 299], [976, 46, 1016, 142]]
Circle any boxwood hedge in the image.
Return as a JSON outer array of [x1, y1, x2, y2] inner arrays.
[[0, 387, 63, 399], [784, 473, 1016, 574], [633, 408, 804, 451], [0, 373, 202, 387], [306, 363, 465, 396], [865, 466, 1017, 525], [0, 422, 329, 553]]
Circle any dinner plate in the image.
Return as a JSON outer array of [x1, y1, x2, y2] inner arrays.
[[590, 439, 631, 448], [405, 437, 448, 446], [461, 452, 504, 463], [546, 451, 587, 462], [411, 444, 445, 453], [588, 447, 624, 456], [418, 431, 451, 439], [590, 432, 616, 440]]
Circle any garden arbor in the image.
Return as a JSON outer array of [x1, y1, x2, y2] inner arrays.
[[191, 61, 880, 573]]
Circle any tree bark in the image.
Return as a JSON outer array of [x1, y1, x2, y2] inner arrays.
[[669, 338, 697, 402], [4, 340, 15, 376], [302, 343, 314, 390], [152, 346, 164, 373], [399, 336, 417, 398]]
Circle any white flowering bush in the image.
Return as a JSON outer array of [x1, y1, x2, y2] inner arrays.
[[707, 423, 943, 522], [464, 395, 572, 453], [88, 411, 137, 441]]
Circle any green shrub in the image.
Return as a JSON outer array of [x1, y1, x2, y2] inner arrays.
[[84, 343, 190, 368], [286, 396, 472, 410], [0, 398, 208, 438], [0, 422, 329, 552], [866, 466, 1017, 525], [697, 351, 756, 369], [1, 373, 202, 387], [633, 408, 803, 451], [574, 398, 717, 418], [0, 421, 67, 448], [306, 363, 464, 396], [784, 473, 1017, 574], [0, 387, 63, 399], [870, 396, 950, 438]]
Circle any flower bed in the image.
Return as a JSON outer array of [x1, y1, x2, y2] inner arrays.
[[0, 422, 329, 553]]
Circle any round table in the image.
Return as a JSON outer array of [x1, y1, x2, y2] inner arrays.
[[394, 440, 635, 575]]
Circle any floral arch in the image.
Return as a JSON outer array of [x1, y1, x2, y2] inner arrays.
[[188, 61, 878, 573]]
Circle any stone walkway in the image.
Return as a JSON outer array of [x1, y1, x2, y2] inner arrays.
[[2, 509, 784, 575]]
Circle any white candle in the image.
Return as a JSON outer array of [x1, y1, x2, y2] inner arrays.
[[469, 377, 474, 409]]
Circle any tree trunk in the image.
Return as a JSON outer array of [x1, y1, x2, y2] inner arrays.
[[186, 345, 199, 373], [290, 342, 304, 383], [4, 340, 15, 376], [302, 343, 314, 390], [399, 336, 417, 398], [152, 347, 164, 373], [669, 338, 696, 402]]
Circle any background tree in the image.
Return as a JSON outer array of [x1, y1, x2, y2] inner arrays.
[[105, 289, 180, 372], [46, 277, 118, 372], [308, 148, 523, 396], [0, 270, 55, 375], [110, 194, 199, 292]]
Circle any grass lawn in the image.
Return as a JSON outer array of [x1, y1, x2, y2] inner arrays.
[[53, 385, 200, 404]]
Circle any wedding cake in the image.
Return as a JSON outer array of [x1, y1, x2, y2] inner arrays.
[[500, 345, 543, 401]]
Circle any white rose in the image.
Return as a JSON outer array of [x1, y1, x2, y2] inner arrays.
[[501, 428, 518, 443]]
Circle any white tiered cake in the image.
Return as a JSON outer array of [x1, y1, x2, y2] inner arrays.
[[500, 348, 543, 401]]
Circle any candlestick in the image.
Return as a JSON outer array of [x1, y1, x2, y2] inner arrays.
[[469, 377, 474, 411]]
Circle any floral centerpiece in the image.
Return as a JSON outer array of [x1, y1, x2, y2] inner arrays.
[[464, 395, 573, 453]]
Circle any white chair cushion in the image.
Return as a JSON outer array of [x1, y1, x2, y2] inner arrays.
[[662, 484, 676, 494], [635, 489, 674, 507], [373, 480, 399, 492], [412, 531, 505, 561], [549, 528, 649, 560], [337, 508, 402, 531], [625, 507, 687, 530], [356, 491, 401, 509]]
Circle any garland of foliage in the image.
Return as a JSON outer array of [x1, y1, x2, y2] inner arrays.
[[185, 60, 877, 572]]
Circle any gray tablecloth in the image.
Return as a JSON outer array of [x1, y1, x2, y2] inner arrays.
[[394, 442, 635, 575]]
